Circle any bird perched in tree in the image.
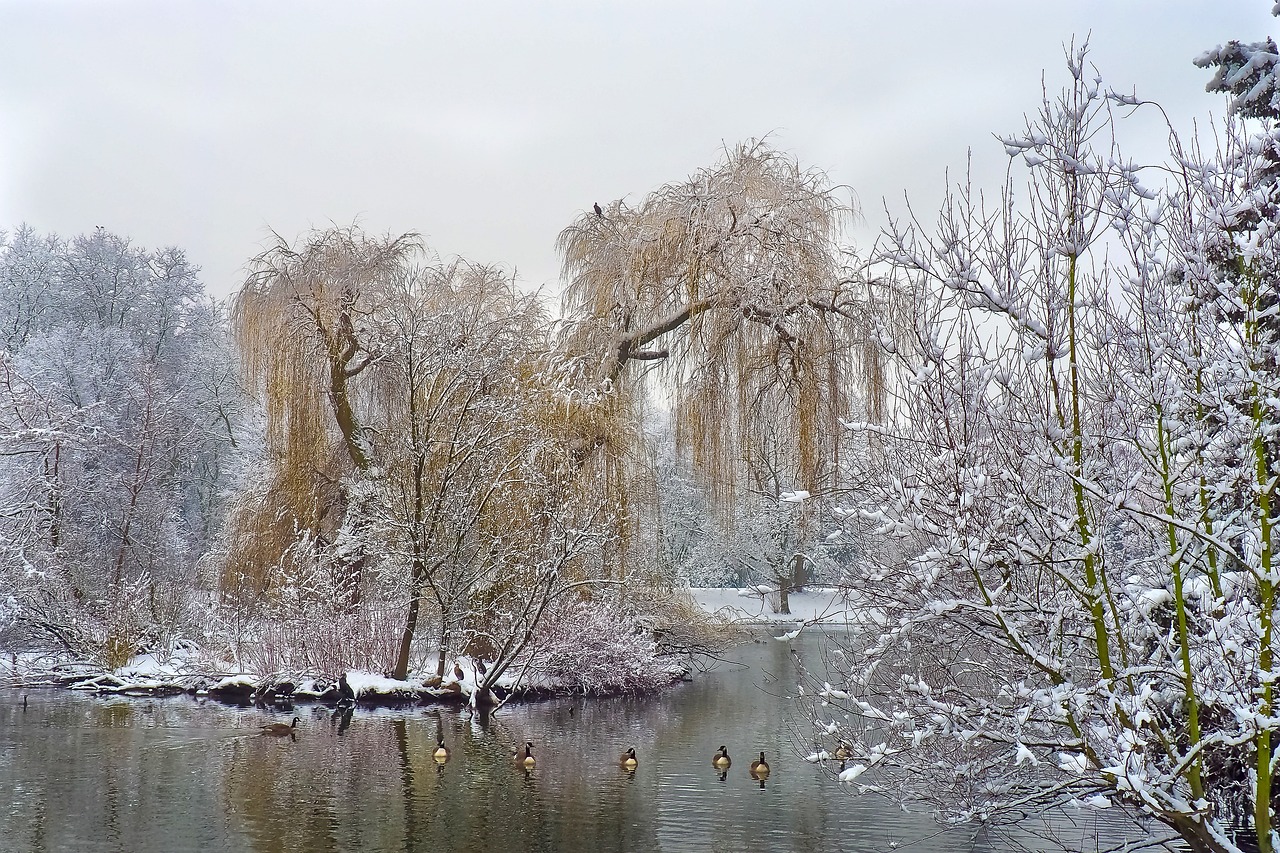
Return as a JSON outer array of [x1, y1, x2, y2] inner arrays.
[[593, 202, 603, 216], [453, 662, 465, 682], [712, 745, 731, 769], [619, 747, 638, 769], [260, 717, 300, 736]]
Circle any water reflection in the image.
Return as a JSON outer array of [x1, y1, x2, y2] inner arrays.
[[1, 633, 1158, 853]]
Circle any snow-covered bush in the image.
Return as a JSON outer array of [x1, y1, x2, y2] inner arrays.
[[525, 597, 674, 694]]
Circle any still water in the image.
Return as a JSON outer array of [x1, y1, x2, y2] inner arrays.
[[1, 632, 1156, 853]]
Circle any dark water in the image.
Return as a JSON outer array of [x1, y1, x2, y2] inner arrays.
[[1, 633, 1158, 853]]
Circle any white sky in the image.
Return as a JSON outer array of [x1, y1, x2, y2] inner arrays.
[[0, 1, 1274, 299]]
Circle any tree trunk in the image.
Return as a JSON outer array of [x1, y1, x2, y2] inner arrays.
[[791, 551, 807, 593], [392, 585, 421, 680]]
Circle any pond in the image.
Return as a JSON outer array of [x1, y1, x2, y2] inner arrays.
[[1, 631, 1158, 853]]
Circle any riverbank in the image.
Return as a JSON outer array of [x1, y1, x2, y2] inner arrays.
[[0, 649, 688, 706], [1, 587, 849, 702], [689, 586, 854, 626]]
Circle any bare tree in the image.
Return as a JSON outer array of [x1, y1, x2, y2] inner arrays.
[[809, 46, 1280, 853]]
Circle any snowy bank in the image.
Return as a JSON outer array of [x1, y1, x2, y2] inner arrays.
[[690, 586, 855, 625], [2, 651, 685, 707]]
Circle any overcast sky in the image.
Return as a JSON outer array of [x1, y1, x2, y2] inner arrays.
[[0, 1, 1274, 299]]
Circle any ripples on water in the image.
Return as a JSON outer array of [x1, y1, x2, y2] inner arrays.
[[1, 633, 1160, 853]]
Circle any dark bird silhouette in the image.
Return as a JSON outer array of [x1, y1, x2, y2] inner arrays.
[[338, 674, 356, 705], [260, 717, 300, 736], [453, 662, 465, 682], [593, 202, 603, 216]]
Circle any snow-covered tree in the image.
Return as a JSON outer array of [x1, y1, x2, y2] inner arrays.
[[558, 140, 897, 606], [0, 227, 241, 665], [224, 230, 641, 694], [807, 43, 1280, 853]]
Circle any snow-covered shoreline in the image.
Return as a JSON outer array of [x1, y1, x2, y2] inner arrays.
[[690, 586, 855, 626], [1, 587, 850, 702], [0, 646, 694, 704]]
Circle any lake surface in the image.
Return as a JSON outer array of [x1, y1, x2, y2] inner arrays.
[[1, 632, 1163, 853]]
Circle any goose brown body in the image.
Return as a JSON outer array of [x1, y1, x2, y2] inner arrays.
[[619, 747, 637, 769], [750, 751, 770, 778], [712, 745, 731, 769], [260, 717, 300, 736]]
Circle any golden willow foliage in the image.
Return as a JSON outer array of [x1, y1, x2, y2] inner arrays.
[[224, 228, 418, 597], [232, 228, 418, 470], [556, 139, 887, 513], [222, 229, 633, 655]]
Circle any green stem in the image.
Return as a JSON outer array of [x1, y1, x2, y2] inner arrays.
[[1065, 249, 1114, 682], [1155, 408, 1204, 801], [1244, 261, 1275, 853]]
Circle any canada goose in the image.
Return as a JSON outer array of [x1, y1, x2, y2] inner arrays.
[[750, 752, 770, 778], [433, 737, 451, 763], [834, 742, 853, 761], [516, 741, 535, 768], [260, 717, 300, 736], [338, 674, 356, 705], [712, 745, 731, 769], [619, 747, 637, 769]]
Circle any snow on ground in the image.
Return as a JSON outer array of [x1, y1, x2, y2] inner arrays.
[[690, 586, 856, 625], [345, 671, 416, 697]]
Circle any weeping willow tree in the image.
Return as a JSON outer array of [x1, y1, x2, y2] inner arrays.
[[556, 140, 894, 591], [225, 228, 417, 601], [224, 229, 634, 685]]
